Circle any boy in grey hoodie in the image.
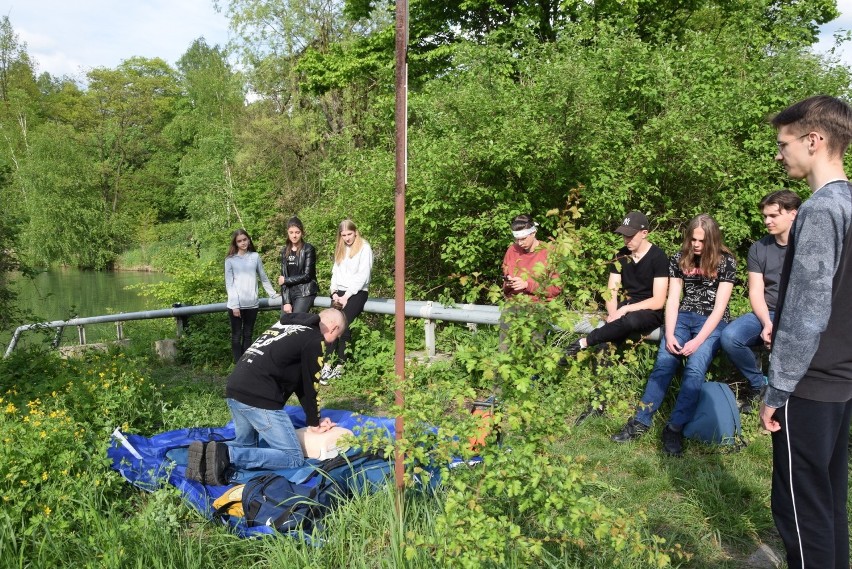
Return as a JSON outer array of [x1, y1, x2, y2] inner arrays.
[[761, 95, 852, 569]]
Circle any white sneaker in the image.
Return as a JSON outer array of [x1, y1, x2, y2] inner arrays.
[[319, 364, 343, 385]]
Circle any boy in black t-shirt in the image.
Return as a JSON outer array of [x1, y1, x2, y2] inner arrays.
[[563, 211, 669, 358]]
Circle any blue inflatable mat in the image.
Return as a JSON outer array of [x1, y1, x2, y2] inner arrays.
[[107, 406, 396, 538]]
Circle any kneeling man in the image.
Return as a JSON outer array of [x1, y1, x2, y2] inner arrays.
[[187, 309, 346, 485]]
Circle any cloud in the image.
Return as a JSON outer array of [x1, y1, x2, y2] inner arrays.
[[814, 0, 852, 66], [5, 0, 230, 78]]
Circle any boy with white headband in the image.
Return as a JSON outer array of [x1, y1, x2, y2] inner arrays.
[[501, 214, 561, 300]]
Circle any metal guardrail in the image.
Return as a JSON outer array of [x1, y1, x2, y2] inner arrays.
[[5, 295, 660, 358], [4, 296, 504, 358]]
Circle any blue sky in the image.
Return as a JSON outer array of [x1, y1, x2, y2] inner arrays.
[[3, 0, 230, 79], [4, 0, 852, 79]]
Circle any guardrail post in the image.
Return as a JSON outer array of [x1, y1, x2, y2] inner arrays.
[[424, 302, 436, 358], [173, 303, 188, 338], [76, 325, 86, 345], [116, 319, 124, 341]]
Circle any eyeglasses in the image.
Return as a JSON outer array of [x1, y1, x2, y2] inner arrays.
[[775, 133, 811, 152]]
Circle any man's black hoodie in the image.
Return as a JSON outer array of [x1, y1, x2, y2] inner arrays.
[[225, 312, 324, 426]]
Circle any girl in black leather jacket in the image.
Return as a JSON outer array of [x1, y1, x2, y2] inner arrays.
[[278, 217, 319, 313]]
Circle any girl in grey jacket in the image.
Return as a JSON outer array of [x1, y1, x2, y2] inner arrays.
[[225, 229, 278, 363]]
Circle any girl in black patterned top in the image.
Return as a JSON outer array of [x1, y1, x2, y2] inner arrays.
[[612, 214, 736, 456]]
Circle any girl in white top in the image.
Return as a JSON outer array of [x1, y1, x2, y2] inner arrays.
[[322, 220, 373, 382], [225, 229, 278, 363]]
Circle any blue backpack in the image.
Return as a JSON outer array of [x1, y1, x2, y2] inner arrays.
[[683, 382, 745, 448], [215, 451, 392, 534], [239, 473, 330, 533]]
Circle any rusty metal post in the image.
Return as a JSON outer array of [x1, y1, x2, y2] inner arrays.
[[393, 0, 409, 499]]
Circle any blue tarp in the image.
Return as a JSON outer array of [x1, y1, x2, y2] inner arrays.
[[107, 406, 397, 538]]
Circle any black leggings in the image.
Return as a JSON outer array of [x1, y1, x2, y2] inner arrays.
[[326, 290, 368, 363], [287, 295, 316, 314], [229, 307, 259, 363]]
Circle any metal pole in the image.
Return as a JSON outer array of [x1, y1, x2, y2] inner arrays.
[[393, 0, 409, 497]]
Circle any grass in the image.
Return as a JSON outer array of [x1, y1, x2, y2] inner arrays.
[[566, 412, 781, 566], [0, 323, 818, 568]]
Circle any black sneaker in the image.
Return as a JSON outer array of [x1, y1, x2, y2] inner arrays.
[[661, 425, 684, 457], [739, 386, 763, 414], [557, 340, 584, 366], [611, 418, 649, 443], [564, 339, 583, 358], [186, 441, 231, 485], [205, 441, 232, 486]]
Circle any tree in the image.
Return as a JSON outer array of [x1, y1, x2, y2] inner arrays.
[[167, 39, 246, 244], [0, 15, 27, 103], [15, 122, 114, 268], [86, 57, 182, 223]]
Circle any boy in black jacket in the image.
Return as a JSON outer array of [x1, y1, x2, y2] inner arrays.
[[187, 309, 346, 485]]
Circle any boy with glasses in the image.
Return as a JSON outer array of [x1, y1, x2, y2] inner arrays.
[[761, 95, 852, 569]]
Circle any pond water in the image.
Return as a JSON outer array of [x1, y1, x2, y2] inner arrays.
[[5, 268, 170, 348]]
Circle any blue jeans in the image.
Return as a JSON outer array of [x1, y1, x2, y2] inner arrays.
[[635, 311, 726, 429], [226, 398, 305, 470], [720, 311, 772, 390]]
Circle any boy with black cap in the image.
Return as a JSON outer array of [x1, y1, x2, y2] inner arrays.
[[562, 210, 669, 358]]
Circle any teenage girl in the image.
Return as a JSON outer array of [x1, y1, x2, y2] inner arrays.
[[225, 229, 278, 363], [277, 216, 318, 314], [321, 219, 374, 382]]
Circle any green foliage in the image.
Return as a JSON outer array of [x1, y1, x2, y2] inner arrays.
[[0, 350, 168, 540], [387, 308, 682, 567], [14, 122, 117, 269], [0, 321, 798, 567]]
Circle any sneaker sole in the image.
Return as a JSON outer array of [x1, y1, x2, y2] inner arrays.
[[186, 441, 206, 483], [206, 442, 231, 486]]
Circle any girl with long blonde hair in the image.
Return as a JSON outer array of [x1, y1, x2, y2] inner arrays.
[[321, 219, 374, 383]]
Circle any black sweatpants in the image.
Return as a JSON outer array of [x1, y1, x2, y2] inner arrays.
[[585, 309, 663, 347], [771, 395, 852, 569]]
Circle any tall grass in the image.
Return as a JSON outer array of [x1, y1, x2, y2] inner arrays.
[[0, 328, 801, 568]]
